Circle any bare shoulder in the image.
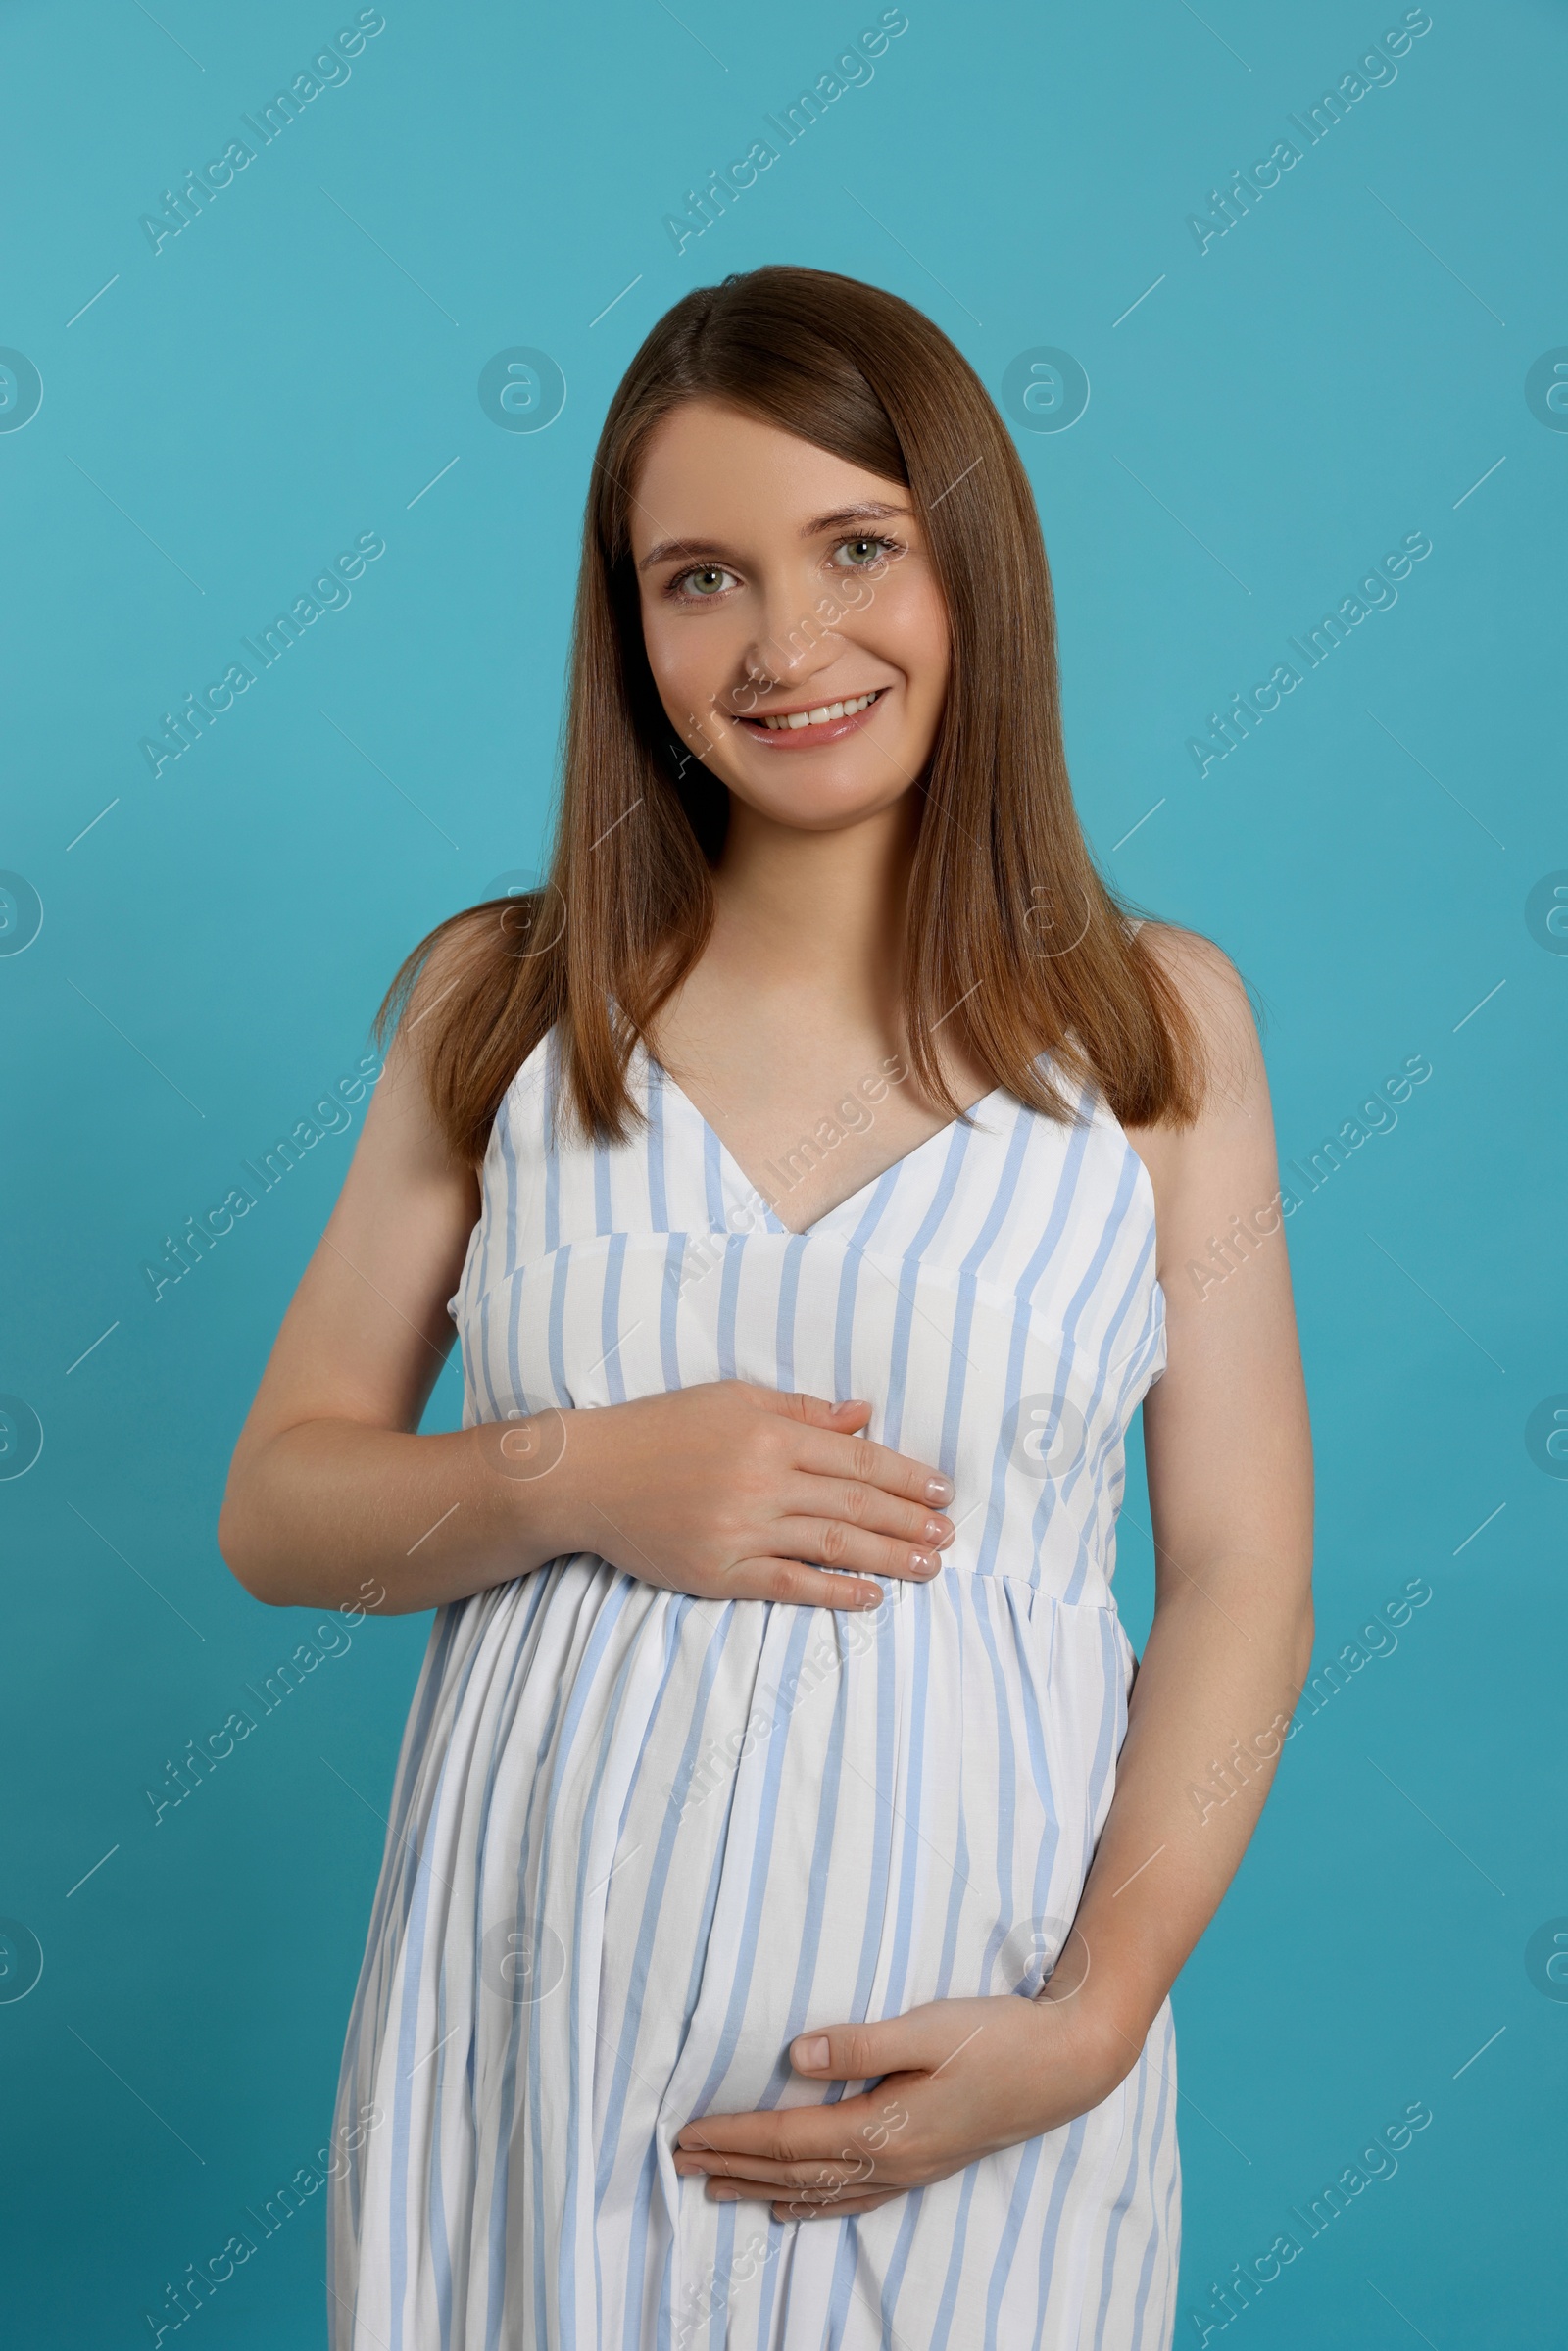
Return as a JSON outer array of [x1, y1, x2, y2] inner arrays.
[[1141, 922, 1261, 1091], [1129, 921, 1266, 1128], [395, 900, 504, 1032], [1124, 923, 1275, 1228], [360, 908, 497, 1186], [381, 899, 505, 1080]]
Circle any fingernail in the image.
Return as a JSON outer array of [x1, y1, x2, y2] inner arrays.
[[713, 2185, 740, 2201], [909, 1550, 937, 1576], [922, 1517, 949, 1543], [924, 1475, 954, 1504], [794, 2034, 830, 2070], [858, 1588, 883, 1609]]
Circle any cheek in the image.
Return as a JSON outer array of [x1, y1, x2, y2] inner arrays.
[[873, 571, 950, 701], [860, 577, 949, 730], [638, 598, 738, 723], [916, 613, 952, 702], [636, 597, 680, 690]]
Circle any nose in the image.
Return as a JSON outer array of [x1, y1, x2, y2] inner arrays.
[[742, 592, 847, 698]]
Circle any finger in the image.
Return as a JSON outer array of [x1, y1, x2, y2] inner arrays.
[[676, 2082, 912, 2166], [705, 2174, 894, 2209], [773, 2189, 901, 2220], [762, 1390, 875, 1435], [766, 1513, 945, 1586], [795, 1423, 955, 1511], [792, 2016, 956, 2080], [722, 1557, 886, 1611], [674, 2116, 881, 2171], [677, 2150, 878, 2191], [782, 1473, 955, 1553], [697, 2178, 903, 2219], [762, 2174, 892, 2204]]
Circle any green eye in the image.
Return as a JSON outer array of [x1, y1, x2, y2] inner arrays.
[[678, 565, 733, 597], [833, 536, 893, 567]]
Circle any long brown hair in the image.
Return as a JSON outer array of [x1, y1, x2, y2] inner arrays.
[[381, 264, 1207, 1164]]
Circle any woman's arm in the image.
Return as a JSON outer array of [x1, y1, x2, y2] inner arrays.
[[219, 965, 960, 1617], [1038, 926, 1314, 2054], [217, 987, 524, 1614], [670, 929, 1315, 2215]]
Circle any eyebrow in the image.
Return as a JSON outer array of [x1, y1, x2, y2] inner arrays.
[[636, 501, 913, 571]]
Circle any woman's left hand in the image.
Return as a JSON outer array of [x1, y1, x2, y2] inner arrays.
[[671, 1987, 1133, 2220]]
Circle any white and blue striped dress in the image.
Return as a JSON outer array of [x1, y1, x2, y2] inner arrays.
[[327, 1027, 1180, 2349]]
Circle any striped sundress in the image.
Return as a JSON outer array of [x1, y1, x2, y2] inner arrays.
[[326, 1026, 1180, 2349]]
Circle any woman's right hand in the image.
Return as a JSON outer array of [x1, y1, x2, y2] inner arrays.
[[515, 1383, 956, 1610], [220, 988, 956, 1620]]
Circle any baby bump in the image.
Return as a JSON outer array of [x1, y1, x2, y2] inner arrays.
[[452, 1561, 1136, 2142]]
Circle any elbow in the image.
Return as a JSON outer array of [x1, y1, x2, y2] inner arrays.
[[217, 1478, 291, 1608], [1289, 1582, 1315, 1692]]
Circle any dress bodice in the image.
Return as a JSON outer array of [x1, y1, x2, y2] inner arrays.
[[450, 1030, 1166, 1610]]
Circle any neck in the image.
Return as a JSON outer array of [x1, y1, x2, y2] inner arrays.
[[705, 792, 920, 1023]]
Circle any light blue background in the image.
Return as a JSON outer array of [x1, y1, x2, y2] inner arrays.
[[1, 1, 1562, 2341]]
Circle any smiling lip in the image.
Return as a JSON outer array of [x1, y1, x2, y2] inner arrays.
[[731, 687, 889, 750]]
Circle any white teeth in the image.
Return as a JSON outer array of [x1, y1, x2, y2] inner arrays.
[[760, 690, 880, 731]]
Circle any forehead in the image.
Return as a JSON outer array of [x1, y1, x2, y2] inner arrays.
[[628, 399, 906, 555]]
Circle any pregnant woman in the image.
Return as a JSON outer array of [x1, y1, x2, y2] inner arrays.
[[220, 266, 1313, 2349]]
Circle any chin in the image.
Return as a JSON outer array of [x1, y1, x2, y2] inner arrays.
[[736, 764, 909, 829]]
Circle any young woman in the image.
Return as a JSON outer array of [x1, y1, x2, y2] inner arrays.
[[220, 266, 1313, 2350]]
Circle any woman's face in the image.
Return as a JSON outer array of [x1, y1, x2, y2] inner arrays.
[[629, 399, 951, 833]]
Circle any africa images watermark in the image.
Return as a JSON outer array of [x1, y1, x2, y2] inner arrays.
[[138, 10, 388, 255], [1187, 1573, 1435, 1829], [143, 1580, 386, 1829], [1188, 2097, 1434, 2342], [673, 2077, 918, 2344], [1185, 1052, 1432, 1299], [669, 536, 899, 782], [1185, 9, 1434, 255], [141, 2096, 386, 2343], [669, 1604, 883, 1819], [139, 1050, 383, 1302], [1185, 532, 1433, 779], [138, 532, 386, 780], [662, 9, 909, 255], [670, 1053, 912, 1296]]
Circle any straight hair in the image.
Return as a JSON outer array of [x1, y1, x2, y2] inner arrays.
[[379, 264, 1208, 1163]]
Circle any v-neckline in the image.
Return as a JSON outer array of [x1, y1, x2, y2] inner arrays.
[[643, 1048, 1009, 1241]]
